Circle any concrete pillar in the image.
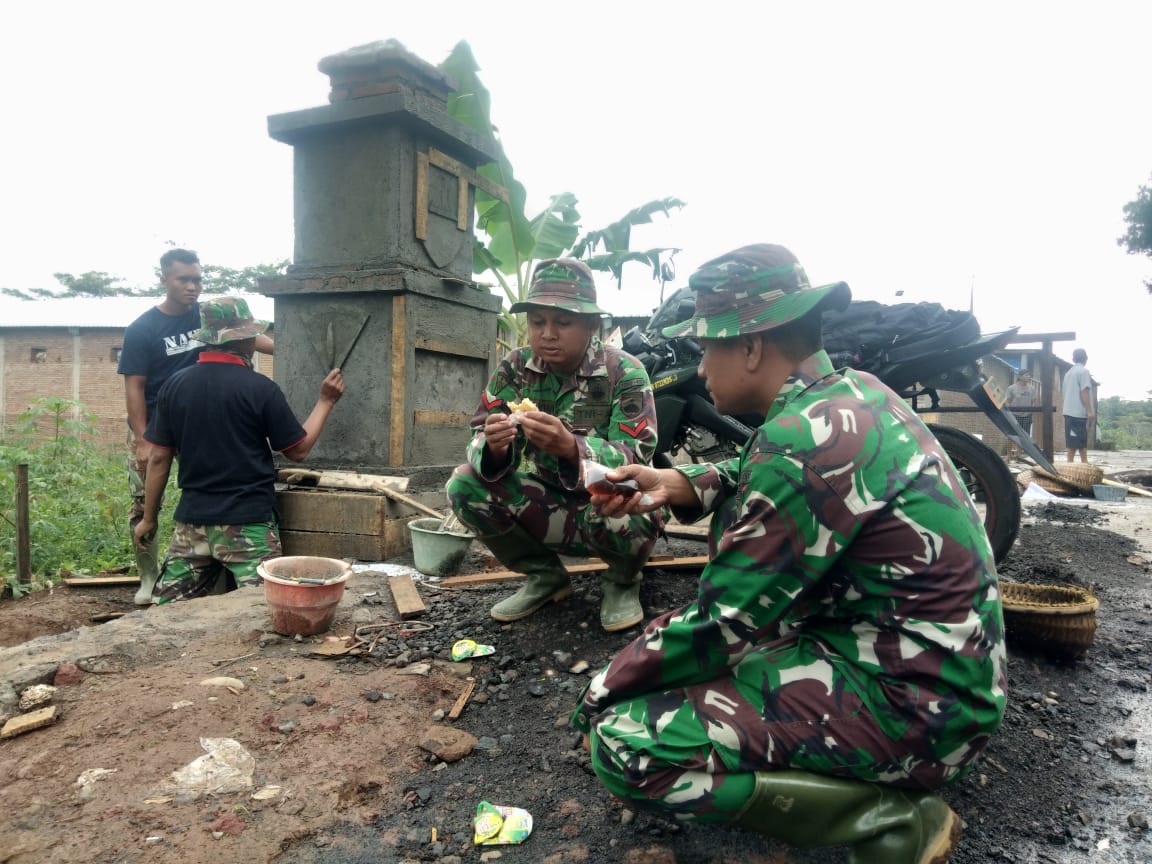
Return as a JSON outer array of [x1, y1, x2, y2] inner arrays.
[[262, 40, 504, 469]]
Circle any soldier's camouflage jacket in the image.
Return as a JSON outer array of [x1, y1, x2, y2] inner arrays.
[[466, 339, 659, 487], [574, 350, 1008, 772]]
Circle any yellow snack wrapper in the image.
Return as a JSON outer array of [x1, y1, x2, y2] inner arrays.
[[473, 800, 533, 845], [451, 639, 496, 661]]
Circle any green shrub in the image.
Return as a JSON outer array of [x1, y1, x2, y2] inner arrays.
[[0, 398, 176, 596]]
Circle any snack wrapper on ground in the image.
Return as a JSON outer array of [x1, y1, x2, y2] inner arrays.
[[581, 459, 655, 507], [473, 800, 533, 845], [451, 639, 496, 661]]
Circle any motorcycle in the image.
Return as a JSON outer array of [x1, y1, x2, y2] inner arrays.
[[622, 287, 1054, 563]]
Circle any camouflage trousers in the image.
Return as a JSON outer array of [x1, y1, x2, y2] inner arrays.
[[154, 521, 281, 605], [445, 465, 664, 569], [585, 635, 976, 824]]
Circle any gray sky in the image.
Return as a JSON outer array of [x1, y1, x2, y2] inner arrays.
[[1, 1, 1149, 398]]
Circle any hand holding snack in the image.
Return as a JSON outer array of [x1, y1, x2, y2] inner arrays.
[[508, 397, 538, 414], [583, 460, 654, 507]]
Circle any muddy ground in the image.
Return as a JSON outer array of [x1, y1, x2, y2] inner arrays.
[[1, 496, 1150, 863]]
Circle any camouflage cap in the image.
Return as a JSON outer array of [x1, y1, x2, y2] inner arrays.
[[509, 258, 606, 315], [662, 244, 850, 339], [191, 297, 268, 346]]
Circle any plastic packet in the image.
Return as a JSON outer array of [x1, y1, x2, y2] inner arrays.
[[451, 639, 496, 661], [582, 460, 654, 506], [473, 800, 533, 845], [166, 737, 255, 799]]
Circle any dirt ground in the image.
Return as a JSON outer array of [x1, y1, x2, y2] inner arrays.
[[2, 467, 1151, 863]]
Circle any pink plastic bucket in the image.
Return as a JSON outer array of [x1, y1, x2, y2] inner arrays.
[[258, 556, 351, 636]]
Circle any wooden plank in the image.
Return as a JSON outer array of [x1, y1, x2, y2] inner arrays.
[[64, 576, 139, 587], [440, 555, 710, 587], [389, 294, 407, 466], [276, 468, 410, 493], [448, 677, 476, 720], [664, 524, 710, 541], [278, 490, 390, 535], [1, 705, 59, 739], [279, 522, 413, 561], [387, 573, 426, 619]]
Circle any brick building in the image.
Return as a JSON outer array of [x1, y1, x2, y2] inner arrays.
[[1, 295, 275, 449]]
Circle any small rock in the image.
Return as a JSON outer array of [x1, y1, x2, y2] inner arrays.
[[54, 663, 85, 687], [480, 851, 503, 861], [621, 808, 636, 825], [418, 725, 477, 762], [431, 709, 446, 721], [278, 720, 298, 734], [363, 690, 383, 702], [569, 660, 590, 674], [1128, 812, 1148, 830], [18, 684, 56, 711], [298, 695, 317, 706], [271, 675, 289, 684], [293, 634, 304, 643], [199, 676, 245, 691], [211, 831, 224, 840], [474, 736, 499, 751], [527, 683, 547, 697]]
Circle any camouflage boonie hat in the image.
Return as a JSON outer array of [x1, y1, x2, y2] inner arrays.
[[509, 258, 606, 315], [662, 244, 850, 339], [191, 297, 268, 346]]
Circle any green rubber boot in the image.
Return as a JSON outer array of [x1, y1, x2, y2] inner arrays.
[[134, 538, 160, 606], [483, 525, 573, 623], [732, 770, 961, 864], [599, 554, 644, 632]]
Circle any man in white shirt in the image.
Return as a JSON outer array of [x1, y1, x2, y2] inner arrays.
[[1061, 348, 1094, 463]]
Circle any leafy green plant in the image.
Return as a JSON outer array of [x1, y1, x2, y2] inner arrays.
[[0, 397, 176, 596], [439, 41, 684, 345]]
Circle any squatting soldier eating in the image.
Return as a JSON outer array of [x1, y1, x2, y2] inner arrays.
[[574, 244, 1007, 863], [446, 258, 665, 632]]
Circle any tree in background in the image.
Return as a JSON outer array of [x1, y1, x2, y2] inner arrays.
[[438, 41, 683, 345], [1118, 177, 1152, 293], [1096, 395, 1152, 450], [2, 261, 289, 299]]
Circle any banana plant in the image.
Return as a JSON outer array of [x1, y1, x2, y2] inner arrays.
[[439, 41, 683, 346]]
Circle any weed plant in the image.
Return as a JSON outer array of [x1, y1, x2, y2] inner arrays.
[[0, 398, 176, 597]]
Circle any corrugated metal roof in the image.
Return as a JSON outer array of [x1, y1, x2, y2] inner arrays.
[[0, 294, 276, 329]]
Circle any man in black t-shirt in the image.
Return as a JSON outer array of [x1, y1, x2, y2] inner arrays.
[[117, 248, 273, 604], [133, 297, 343, 604]]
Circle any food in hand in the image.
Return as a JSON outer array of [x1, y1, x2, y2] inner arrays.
[[586, 477, 641, 497], [583, 459, 640, 497], [508, 398, 538, 413]]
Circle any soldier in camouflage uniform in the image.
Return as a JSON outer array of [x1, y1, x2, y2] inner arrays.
[[134, 297, 345, 604], [446, 259, 665, 632], [573, 245, 1007, 863]]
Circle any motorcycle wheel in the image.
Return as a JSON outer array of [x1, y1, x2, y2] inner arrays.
[[928, 424, 1021, 564]]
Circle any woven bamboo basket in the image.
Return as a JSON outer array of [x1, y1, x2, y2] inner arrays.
[[1028, 469, 1078, 496], [1001, 581, 1099, 661]]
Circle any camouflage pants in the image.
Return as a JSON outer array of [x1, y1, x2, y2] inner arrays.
[[154, 521, 281, 604], [445, 465, 664, 569], [586, 635, 977, 824]]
